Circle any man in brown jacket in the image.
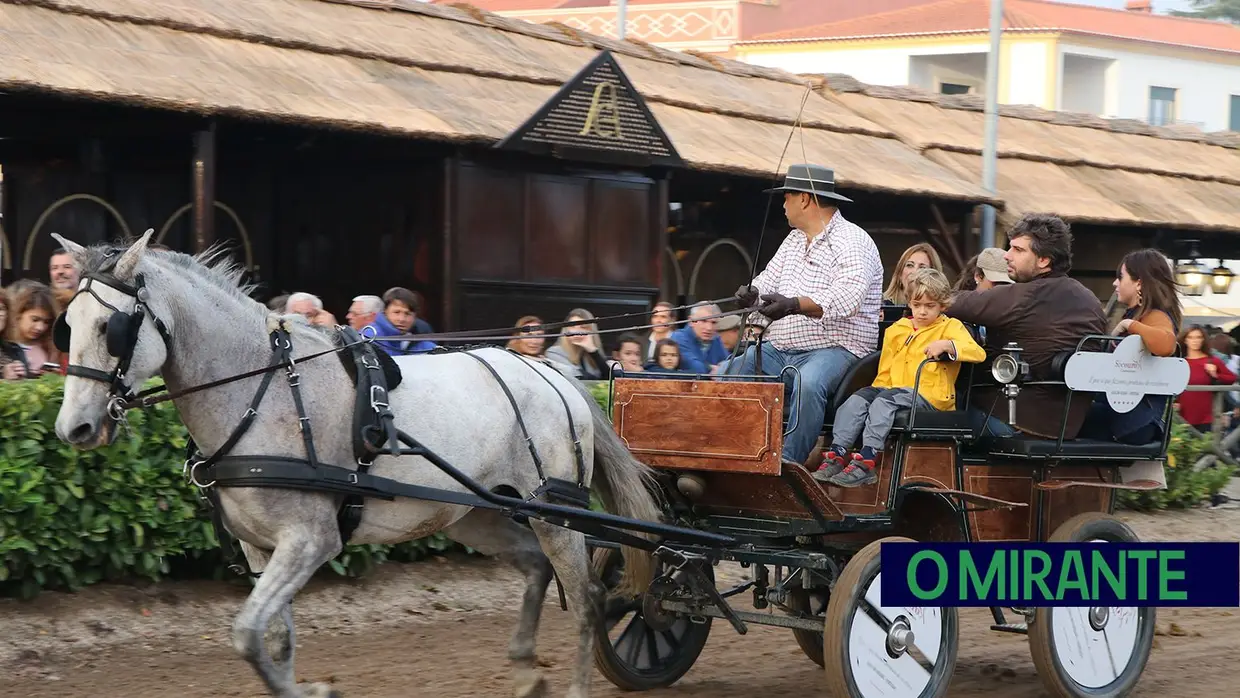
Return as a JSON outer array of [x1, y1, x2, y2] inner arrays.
[[947, 214, 1106, 440]]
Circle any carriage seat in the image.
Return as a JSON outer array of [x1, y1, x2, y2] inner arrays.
[[982, 435, 1164, 460]]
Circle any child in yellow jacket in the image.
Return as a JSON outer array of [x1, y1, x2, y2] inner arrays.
[[816, 268, 985, 487]]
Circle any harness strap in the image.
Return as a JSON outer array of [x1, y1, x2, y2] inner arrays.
[[191, 331, 289, 472], [461, 351, 545, 482], [506, 350, 587, 489], [337, 326, 401, 545]]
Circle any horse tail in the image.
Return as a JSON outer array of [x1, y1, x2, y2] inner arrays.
[[557, 376, 663, 599]]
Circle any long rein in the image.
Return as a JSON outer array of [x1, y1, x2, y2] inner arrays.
[[115, 295, 759, 413]]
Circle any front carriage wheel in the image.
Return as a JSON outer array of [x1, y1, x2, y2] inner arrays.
[[787, 583, 830, 668], [1028, 513, 1156, 698], [590, 546, 713, 691], [822, 536, 958, 698]]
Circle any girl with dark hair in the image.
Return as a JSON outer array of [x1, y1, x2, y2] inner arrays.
[[1079, 249, 1186, 444]]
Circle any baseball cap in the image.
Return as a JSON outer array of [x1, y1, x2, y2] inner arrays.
[[976, 247, 1013, 284], [716, 314, 741, 331]]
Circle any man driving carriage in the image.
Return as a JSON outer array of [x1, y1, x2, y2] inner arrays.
[[728, 163, 885, 466]]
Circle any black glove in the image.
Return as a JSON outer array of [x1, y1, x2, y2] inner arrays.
[[735, 284, 760, 308], [757, 293, 801, 321]]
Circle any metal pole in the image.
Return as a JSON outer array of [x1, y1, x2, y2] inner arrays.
[[980, 0, 1003, 250], [617, 0, 627, 40]]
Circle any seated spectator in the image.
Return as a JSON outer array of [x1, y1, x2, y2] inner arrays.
[[716, 314, 742, 354], [545, 308, 609, 379], [368, 287, 438, 356], [883, 243, 943, 305], [506, 315, 547, 358], [817, 268, 985, 487], [285, 292, 338, 328], [3, 281, 60, 378], [954, 248, 1014, 292], [641, 301, 676, 363], [1079, 249, 1182, 445], [672, 302, 730, 374], [1, 292, 27, 380], [644, 338, 686, 374], [946, 214, 1107, 441], [611, 333, 645, 373], [346, 295, 383, 332]]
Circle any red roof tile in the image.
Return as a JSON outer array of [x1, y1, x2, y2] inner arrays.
[[743, 0, 1240, 55]]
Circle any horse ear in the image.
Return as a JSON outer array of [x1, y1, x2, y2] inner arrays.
[[113, 228, 155, 280], [50, 233, 87, 261]]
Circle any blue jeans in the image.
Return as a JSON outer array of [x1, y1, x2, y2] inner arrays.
[[967, 406, 1017, 439], [720, 343, 859, 465]]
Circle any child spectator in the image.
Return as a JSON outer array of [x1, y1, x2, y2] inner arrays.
[[611, 332, 645, 373], [644, 338, 685, 373], [816, 268, 985, 487], [368, 287, 438, 356], [3, 281, 60, 378]]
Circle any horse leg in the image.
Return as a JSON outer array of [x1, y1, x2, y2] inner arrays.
[[233, 531, 341, 698], [443, 509, 554, 698], [240, 543, 298, 682], [528, 521, 601, 698]]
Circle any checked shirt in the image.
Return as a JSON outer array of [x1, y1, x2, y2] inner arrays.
[[750, 210, 884, 358]]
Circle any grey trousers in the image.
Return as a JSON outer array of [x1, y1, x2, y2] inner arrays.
[[831, 386, 936, 451]]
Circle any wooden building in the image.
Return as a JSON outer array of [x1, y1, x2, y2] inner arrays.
[[0, 0, 996, 341], [817, 74, 1240, 301]]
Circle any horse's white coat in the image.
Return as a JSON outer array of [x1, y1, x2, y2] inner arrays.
[[51, 231, 660, 698]]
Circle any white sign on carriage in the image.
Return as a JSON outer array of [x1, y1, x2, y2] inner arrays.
[[1063, 336, 1190, 414]]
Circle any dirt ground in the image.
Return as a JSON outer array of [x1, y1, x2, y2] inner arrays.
[[1, 506, 1237, 698]]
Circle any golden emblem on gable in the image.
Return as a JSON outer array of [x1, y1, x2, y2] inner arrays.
[[580, 82, 623, 139]]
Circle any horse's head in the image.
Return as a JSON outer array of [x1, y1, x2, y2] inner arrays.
[[52, 229, 172, 449]]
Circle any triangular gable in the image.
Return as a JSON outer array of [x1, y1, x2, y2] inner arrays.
[[495, 50, 684, 168]]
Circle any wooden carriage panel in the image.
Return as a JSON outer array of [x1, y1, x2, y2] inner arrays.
[[612, 378, 784, 475], [899, 444, 957, 490], [1040, 465, 1115, 539], [689, 466, 844, 521], [824, 450, 894, 515], [963, 465, 1036, 542]]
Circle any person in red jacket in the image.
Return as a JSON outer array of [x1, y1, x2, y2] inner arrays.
[[1176, 325, 1236, 433]]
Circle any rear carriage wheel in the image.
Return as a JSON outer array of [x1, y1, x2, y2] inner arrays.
[[591, 547, 713, 691], [787, 582, 830, 668], [823, 536, 958, 698], [1028, 513, 1156, 698]]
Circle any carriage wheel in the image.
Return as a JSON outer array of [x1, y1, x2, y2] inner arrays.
[[787, 583, 830, 668], [1029, 513, 1156, 698], [591, 547, 713, 691], [823, 536, 958, 698]]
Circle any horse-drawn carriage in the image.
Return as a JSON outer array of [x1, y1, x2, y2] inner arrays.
[[590, 315, 1184, 698], [50, 231, 1186, 698]]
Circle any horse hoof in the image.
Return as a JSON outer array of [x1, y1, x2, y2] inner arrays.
[[299, 682, 341, 698]]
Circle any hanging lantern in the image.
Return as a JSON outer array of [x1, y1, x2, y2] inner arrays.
[[1175, 259, 1210, 296], [1210, 261, 1235, 295]]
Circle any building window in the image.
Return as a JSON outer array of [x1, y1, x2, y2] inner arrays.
[[1148, 86, 1176, 126], [940, 82, 972, 95], [1230, 95, 1240, 132]]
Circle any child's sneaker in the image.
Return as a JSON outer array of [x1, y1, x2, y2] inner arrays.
[[827, 448, 880, 488], [812, 445, 849, 482]]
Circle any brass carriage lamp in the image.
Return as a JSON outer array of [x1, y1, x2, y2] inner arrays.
[[1210, 260, 1235, 295], [992, 343, 1029, 427]]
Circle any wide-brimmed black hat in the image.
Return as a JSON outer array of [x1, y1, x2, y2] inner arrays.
[[763, 163, 853, 203]]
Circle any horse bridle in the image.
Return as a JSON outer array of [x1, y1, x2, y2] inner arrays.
[[52, 260, 173, 411]]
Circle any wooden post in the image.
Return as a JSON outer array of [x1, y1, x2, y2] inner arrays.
[[191, 122, 217, 253]]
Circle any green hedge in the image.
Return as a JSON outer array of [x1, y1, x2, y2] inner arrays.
[[3, 375, 1232, 598]]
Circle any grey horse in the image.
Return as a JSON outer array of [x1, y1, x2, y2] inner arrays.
[[50, 230, 661, 698]]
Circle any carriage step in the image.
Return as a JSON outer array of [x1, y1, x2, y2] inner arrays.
[[990, 623, 1028, 635]]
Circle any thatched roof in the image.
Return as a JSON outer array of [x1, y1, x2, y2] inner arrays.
[[0, 0, 996, 204], [815, 74, 1240, 233]]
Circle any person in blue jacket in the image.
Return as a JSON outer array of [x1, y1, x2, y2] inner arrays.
[[671, 302, 730, 374], [365, 286, 438, 356]]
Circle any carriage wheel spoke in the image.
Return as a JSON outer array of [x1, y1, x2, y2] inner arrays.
[[644, 624, 661, 668]]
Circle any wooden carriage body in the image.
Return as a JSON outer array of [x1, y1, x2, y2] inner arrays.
[[610, 330, 1177, 548]]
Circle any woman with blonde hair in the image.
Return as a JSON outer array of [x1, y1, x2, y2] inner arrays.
[[884, 243, 944, 305], [506, 315, 547, 358], [544, 308, 609, 379], [3, 281, 60, 378]]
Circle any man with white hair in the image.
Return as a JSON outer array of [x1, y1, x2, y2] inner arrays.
[[346, 295, 383, 332], [285, 292, 337, 328], [671, 302, 730, 374]]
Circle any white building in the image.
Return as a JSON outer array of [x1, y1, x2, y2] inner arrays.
[[734, 0, 1240, 132]]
